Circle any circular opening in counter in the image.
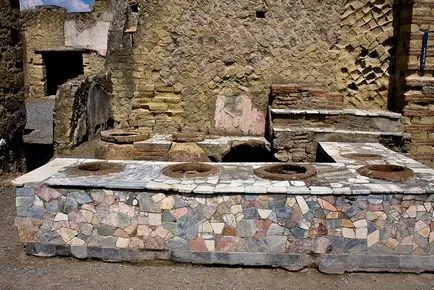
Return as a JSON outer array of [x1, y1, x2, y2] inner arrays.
[[342, 153, 384, 160], [162, 162, 218, 178], [100, 129, 149, 144], [66, 161, 124, 176], [254, 164, 317, 180], [356, 164, 415, 181], [172, 133, 206, 143]]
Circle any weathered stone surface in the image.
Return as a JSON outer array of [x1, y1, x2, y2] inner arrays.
[[0, 0, 25, 173], [107, 0, 397, 135], [166, 142, 210, 162], [137, 193, 159, 212]]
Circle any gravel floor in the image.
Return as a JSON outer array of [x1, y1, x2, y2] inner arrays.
[[24, 97, 55, 144], [1, 174, 434, 290]]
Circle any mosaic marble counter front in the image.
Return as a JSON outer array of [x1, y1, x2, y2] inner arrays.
[[12, 143, 434, 273]]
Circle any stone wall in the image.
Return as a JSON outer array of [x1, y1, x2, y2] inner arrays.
[[15, 186, 434, 273], [334, 0, 395, 109], [108, 0, 398, 135], [23, 5, 109, 99], [0, 0, 26, 173], [64, 12, 112, 56], [83, 52, 106, 76], [54, 73, 113, 152], [400, 0, 434, 168], [23, 6, 66, 98]]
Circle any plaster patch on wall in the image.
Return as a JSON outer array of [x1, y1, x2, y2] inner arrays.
[[214, 95, 265, 135], [65, 19, 110, 55]]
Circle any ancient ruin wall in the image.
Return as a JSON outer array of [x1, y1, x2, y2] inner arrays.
[[334, 0, 395, 110], [109, 0, 397, 135], [0, 0, 26, 172], [112, 0, 345, 134], [54, 73, 113, 153], [23, 6, 66, 98]]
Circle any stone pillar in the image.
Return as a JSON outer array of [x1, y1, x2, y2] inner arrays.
[[0, 0, 26, 173]]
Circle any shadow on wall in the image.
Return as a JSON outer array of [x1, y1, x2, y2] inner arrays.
[[389, 0, 413, 113]]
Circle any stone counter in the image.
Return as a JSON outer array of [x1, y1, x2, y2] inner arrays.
[[12, 143, 434, 273]]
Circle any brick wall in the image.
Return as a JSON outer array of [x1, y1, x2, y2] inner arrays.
[[400, 0, 434, 167]]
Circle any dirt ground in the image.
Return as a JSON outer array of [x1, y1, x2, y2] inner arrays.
[[1, 174, 434, 290]]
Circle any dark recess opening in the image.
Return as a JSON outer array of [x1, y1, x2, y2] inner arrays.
[[256, 11, 266, 18], [221, 142, 277, 162], [130, 3, 139, 12], [315, 145, 335, 163], [24, 143, 54, 171], [42, 51, 84, 96]]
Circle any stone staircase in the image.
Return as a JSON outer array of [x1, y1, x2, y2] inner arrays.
[[268, 84, 409, 162]]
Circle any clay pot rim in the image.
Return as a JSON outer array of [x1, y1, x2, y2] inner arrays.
[[100, 129, 149, 144], [356, 164, 415, 181], [254, 163, 317, 181], [341, 153, 385, 161], [161, 162, 219, 178], [171, 133, 206, 143], [65, 161, 124, 176]]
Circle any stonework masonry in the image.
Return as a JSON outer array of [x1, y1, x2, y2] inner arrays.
[[54, 72, 113, 153], [0, 0, 26, 173], [23, 6, 66, 98], [23, 4, 108, 99], [109, 0, 397, 135], [400, 0, 434, 167], [334, 0, 394, 109]]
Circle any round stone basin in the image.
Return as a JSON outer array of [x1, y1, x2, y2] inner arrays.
[[254, 163, 317, 181], [171, 133, 206, 143], [342, 153, 384, 161], [162, 162, 218, 178], [357, 164, 415, 181], [67, 161, 124, 176], [100, 129, 149, 144]]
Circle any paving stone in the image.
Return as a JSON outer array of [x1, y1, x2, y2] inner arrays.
[[69, 191, 92, 204], [211, 222, 224, 234], [148, 213, 162, 226], [98, 224, 116, 236], [237, 220, 257, 237], [16, 197, 34, 208], [276, 207, 291, 219], [258, 209, 272, 219], [137, 193, 160, 213], [267, 223, 285, 236], [243, 208, 258, 219], [57, 228, 78, 243], [37, 186, 61, 202], [64, 196, 78, 213]]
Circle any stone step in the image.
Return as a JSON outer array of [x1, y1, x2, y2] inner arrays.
[[409, 48, 434, 57], [411, 15, 434, 24], [403, 108, 434, 116], [405, 123, 434, 132], [269, 84, 344, 110], [404, 91, 434, 103], [408, 63, 434, 71], [272, 127, 407, 162], [413, 137, 434, 146], [414, 0, 434, 6], [406, 75, 434, 87], [270, 108, 403, 133]]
